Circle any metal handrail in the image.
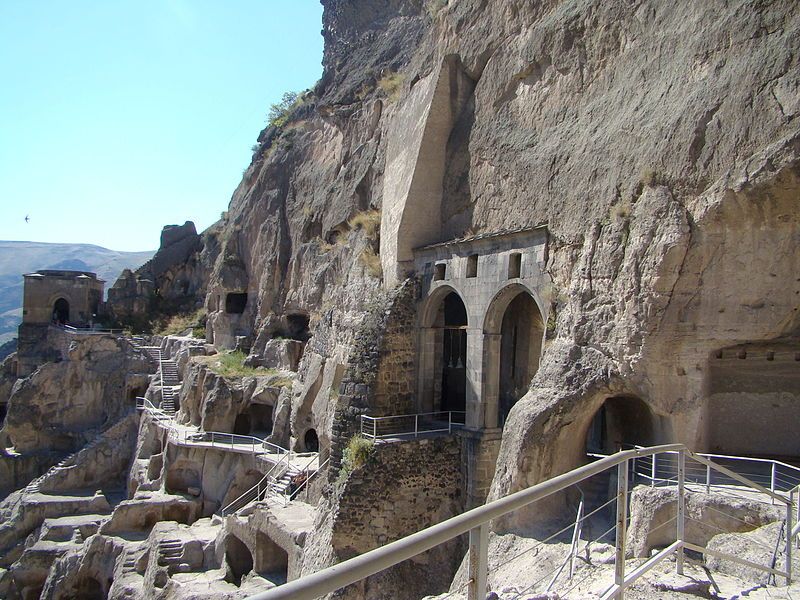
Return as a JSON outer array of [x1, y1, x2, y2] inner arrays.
[[136, 397, 290, 457], [247, 444, 792, 600], [614, 446, 800, 495], [286, 457, 330, 505], [359, 411, 467, 439]]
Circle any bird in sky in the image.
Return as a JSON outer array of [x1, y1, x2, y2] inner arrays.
[[24, 215, 30, 223]]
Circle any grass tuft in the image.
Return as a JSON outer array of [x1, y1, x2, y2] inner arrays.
[[338, 434, 375, 482]]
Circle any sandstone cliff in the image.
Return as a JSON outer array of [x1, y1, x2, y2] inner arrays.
[[4, 1, 799, 598]]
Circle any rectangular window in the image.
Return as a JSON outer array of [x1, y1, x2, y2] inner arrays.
[[434, 263, 447, 281], [466, 254, 478, 278], [508, 252, 522, 279]]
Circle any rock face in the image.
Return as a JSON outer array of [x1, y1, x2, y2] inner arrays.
[[4, 1, 800, 598], [0, 334, 151, 497]]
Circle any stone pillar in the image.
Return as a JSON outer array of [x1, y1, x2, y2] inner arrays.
[[465, 327, 484, 429], [417, 327, 437, 413], [458, 428, 504, 508], [481, 333, 502, 430]]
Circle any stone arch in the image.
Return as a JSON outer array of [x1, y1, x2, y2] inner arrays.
[[256, 532, 289, 583], [225, 534, 254, 586], [418, 286, 470, 415], [53, 297, 70, 324], [419, 284, 470, 328], [482, 283, 546, 428]]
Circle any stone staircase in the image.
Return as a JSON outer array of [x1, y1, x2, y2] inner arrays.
[[160, 359, 180, 415], [139, 346, 180, 416], [270, 466, 301, 500], [157, 539, 185, 569], [23, 432, 109, 495]]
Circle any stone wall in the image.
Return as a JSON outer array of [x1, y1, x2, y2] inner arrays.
[[331, 436, 464, 599], [328, 277, 419, 478]]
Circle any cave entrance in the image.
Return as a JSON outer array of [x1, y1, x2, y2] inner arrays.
[[225, 535, 254, 586], [71, 576, 105, 600], [585, 396, 657, 455], [235, 405, 273, 436], [225, 292, 248, 314], [233, 413, 252, 436], [256, 532, 289, 585], [286, 313, 311, 342], [53, 297, 70, 324], [0, 404, 6, 426], [418, 287, 470, 418], [303, 428, 319, 452]]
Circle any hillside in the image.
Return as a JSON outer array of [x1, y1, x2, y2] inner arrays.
[[0, 241, 153, 343]]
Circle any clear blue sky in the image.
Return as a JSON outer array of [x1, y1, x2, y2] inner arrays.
[[0, 1, 324, 252]]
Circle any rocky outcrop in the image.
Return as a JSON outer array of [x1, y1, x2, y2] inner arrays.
[[0, 335, 152, 497]]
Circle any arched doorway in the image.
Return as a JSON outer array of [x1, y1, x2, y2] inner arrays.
[[484, 285, 544, 428], [585, 396, 657, 455], [439, 292, 467, 413], [53, 297, 69, 324], [304, 428, 319, 452]]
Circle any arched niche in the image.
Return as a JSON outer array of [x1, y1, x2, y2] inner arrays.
[[225, 535, 254, 586], [482, 283, 545, 428]]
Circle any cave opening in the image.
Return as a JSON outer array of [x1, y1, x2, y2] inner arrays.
[[304, 428, 319, 452], [225, 292, 248, 314], [225, 535, 254, 586]]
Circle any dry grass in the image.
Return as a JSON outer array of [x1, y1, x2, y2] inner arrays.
[[156, 309, 206, 337], [348, 209, 381, 241], [360, 247, 383, 278], [377, 72, 405, 103]]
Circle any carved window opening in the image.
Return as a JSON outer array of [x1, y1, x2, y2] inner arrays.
[[466, 254, 478, 278], [508, 253, 522, 279], [225, 292, 248, 314]]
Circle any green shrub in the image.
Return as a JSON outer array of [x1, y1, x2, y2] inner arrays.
[[268, 90, 312, 128], [339, 435, 375, 481]]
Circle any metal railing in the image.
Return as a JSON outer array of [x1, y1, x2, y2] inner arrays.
[[359, 411, 466, 439], [247, 445, 794, 600], [53, 323, 124, 335], [591, 446, 800, 496], [286, 456, 330, 505], [136, 397, 289, 458]]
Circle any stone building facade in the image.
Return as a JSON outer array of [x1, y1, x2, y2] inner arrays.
[[22, 270, 104, 326]]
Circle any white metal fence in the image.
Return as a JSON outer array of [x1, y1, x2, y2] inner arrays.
[[247, 444, 795, 600], [360, 410, 466, 439]]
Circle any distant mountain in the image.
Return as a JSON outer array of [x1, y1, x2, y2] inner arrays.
[[0, 241, 154, 344]]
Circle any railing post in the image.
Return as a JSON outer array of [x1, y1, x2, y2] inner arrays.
[[771, 463, 777, 504], [796, 487, 800, 550], [415, 414, 419, 438], [676, 450, 685, 576], [448, 412, 452, 434], [706, 463, 711, 494], [614, 459, 629, 599], [786, 490, 793, 585], [651, 454, 656, 487], [373, 418, 377, 440], [467, 523, 488, 600], [360, 416, 364, 436]]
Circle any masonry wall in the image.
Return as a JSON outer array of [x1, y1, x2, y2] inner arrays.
[[331, 436, 465, 599], [328, 278, 420, 479]]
